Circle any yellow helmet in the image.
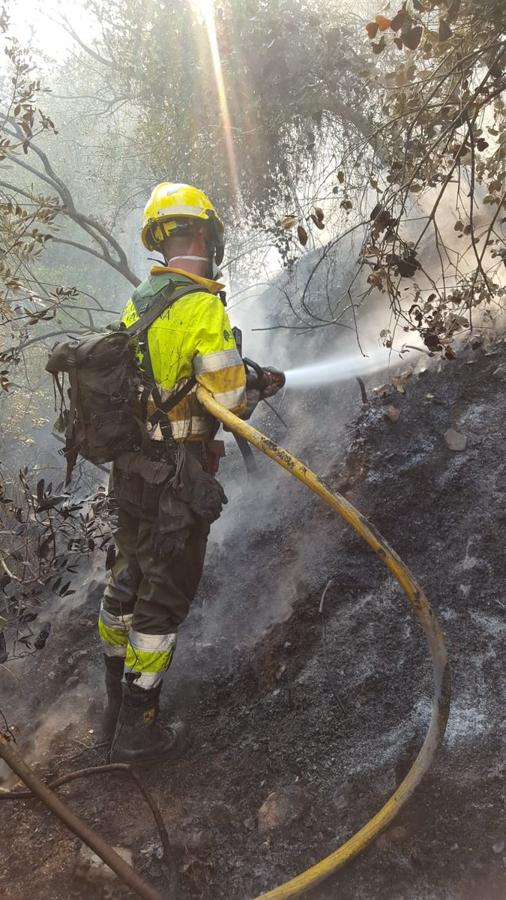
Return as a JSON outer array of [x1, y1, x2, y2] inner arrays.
[[141, 182, 225, 264]]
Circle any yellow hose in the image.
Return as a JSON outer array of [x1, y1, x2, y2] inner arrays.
[[196, 386, 450, 900]]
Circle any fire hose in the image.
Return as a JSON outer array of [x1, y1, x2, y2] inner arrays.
[[196, 385, 450, 900], [0, 387, 450, 900]]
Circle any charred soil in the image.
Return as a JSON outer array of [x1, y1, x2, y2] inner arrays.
[[1, 338, 506, 900]]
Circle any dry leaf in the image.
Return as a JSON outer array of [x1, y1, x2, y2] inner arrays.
[[391, 9, 410, 31], [297, 224, 308, 246], [310, 214, 325, 230], [438, 19, 452, 42], [391, 372, 412, 394], [372, 35, 386, 54], [375, 15, 391, 31], [402, 25, 423, 50], [278, 215, 298, 230]]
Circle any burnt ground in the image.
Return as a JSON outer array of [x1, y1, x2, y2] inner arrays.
[[1, 337, 506, 900]]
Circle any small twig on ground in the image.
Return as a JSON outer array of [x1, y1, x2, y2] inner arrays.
[[319, 578, 335, 614], [0, 708, 16, 742], [356, 377, 368, 405], [54, 741, 108, 766], [318, 579, 347, 716]]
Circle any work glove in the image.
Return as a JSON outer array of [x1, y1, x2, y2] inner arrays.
[[190, 470, 228, 523], [181, 449, 228, 523]]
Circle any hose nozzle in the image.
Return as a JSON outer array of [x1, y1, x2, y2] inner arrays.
[[244, 358, 286, 397]]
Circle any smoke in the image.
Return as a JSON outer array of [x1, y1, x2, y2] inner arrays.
[[186, 235, 425, 653], [0, 680, 100, 786]]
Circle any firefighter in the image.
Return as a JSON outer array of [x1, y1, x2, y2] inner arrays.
[[98, 183, 281, 764]]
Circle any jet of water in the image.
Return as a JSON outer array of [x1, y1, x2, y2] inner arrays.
[[284, 349, 402, 389]]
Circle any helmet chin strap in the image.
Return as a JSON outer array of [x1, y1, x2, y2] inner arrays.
[[167, 255, 209, 265]]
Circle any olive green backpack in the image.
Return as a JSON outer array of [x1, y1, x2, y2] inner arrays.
[[46, 281, 205, 483]]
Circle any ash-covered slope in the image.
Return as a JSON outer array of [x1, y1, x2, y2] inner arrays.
[[2, 337, 505, 900]]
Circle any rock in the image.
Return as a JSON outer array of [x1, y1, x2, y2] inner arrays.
[[492, 364, 506, 379], [493, 839, 505, 854], [385, 405, 400, 423], [75, 844, 133, 883], [257, 785, 307, 834], [444, 429, 467, 451], [376, 825, 409, 851]]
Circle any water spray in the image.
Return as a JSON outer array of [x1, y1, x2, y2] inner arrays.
[[284, 349, 398, 390]]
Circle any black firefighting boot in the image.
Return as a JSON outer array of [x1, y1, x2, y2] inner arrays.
[[109, 681, 186, 765], [102, 655, 124, 741]]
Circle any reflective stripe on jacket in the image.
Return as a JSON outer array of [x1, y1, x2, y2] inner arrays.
[[121, 266, 246, 441]]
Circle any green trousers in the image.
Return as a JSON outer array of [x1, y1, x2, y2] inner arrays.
[[98, 505, 209, 689], [101, 504, 209, 633]]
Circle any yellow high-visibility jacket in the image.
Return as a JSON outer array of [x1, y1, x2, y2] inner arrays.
[[121, 266, 246, 441]]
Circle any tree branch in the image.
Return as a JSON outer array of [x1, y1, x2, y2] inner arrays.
[[3, 126, 140, 287], [55, 15, 114, 69]]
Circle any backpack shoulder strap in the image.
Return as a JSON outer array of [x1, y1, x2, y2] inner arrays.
[[127, 281, 205, 338], [126, 279, 213, 428]]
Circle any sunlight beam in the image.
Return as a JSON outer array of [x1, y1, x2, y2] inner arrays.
[[190, 0, 242, 205]]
